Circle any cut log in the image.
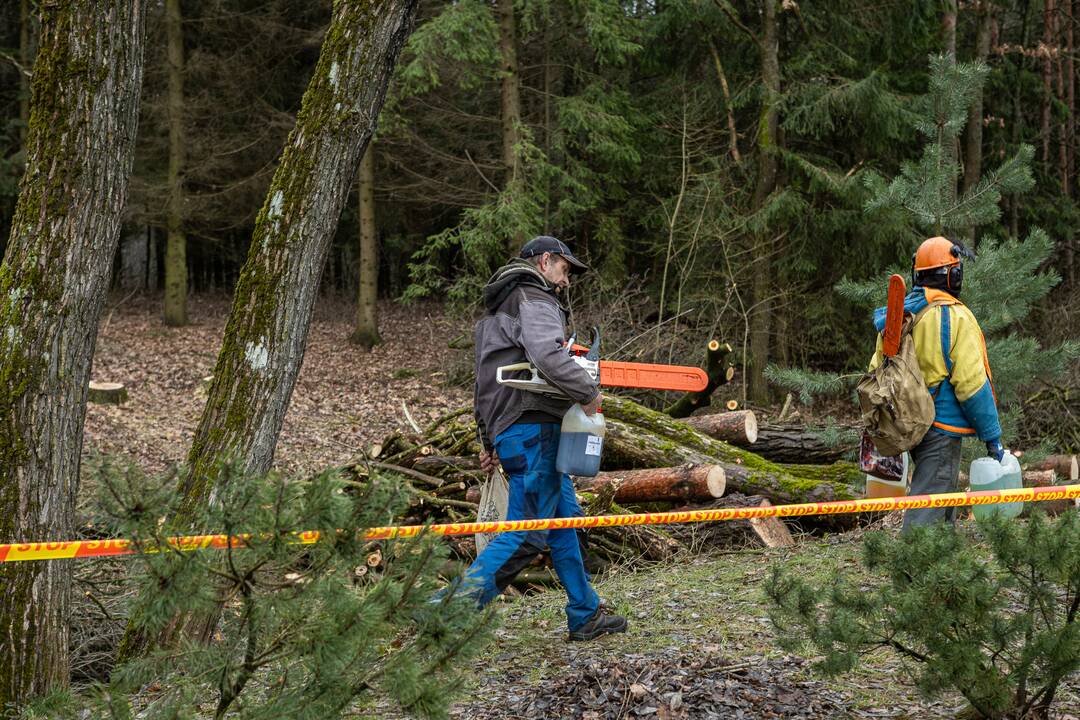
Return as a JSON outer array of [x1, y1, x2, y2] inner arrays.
[[666, 493, 795, 549], [683, 411, 758, 445], [467, 464, 724, 507], [725, 400, 739, 411], [1023, 469, 1058, 487], [1020, 469, 1076, 515], [601, 395, 860, 505], [664, 340, 734, 418], [574, 464, 726, 503], [738, 423, 856, 465], [749, 499, 796, 548], [88, 381, 128, 405], [1026, 454, 1079, 480]]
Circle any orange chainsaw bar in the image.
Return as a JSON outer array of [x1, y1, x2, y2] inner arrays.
[[598, 360, 708, 392], [882, 274, 906, 358]]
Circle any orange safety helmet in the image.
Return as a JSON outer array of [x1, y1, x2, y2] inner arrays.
[[913, 236, 961, 271], [911, 236, 975, 294]]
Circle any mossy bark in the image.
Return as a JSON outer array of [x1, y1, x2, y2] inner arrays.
[[122, 2, 419, 660], [18, 0, 33, 145], [748, 0, 780, 406], [601, 396, 858, 505], [162, 0, 188, 326], [350, 145, 380, 349], [177, 0, 417, 525], [0, 1, 146, 708], [729, 423, 857, 465]]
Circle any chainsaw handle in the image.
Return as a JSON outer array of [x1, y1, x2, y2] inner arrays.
[[496, 362, 536, 385], [586, 327, 601, 361]]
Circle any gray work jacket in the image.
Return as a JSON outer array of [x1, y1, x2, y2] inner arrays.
[[473, 264, 599, 450]]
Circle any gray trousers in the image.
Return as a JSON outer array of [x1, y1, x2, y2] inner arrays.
[[903, 429, 963, 533]]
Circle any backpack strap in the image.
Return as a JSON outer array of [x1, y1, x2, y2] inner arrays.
[[911, 300, 948, 327]]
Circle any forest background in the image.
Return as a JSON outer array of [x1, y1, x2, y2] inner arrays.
[[1, 0, 1078, 450]]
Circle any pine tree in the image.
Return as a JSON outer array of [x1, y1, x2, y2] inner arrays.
[[767, 54, 1079, 448], [30, 460, 492, 719], [767, 514, 1080, 719]]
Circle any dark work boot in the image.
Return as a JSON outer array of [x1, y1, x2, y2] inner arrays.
[[568, 605, 628, 642]]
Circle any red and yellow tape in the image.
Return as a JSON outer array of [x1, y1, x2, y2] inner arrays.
[[2, 484, 1078, 563]]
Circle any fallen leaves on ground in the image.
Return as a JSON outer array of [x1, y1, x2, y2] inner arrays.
[[453, 649, 851, 720], [83, 293, 471, 479]]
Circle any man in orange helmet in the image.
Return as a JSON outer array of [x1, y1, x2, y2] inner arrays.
[[869, 236, 1004, 530]]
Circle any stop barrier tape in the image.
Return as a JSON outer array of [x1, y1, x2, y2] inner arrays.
[[2, 483, 1079, 564]]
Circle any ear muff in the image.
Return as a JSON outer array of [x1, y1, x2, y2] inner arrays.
[[947, 262, 963, 293], [912, 240, 964, 294]]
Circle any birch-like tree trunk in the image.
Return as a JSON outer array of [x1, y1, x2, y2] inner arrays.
[[0, 1, 146, 707], [748, 0, 780, 406], [351, 145, 380, 349], [163, 0, 188, 326], [176, 0, 418, 521]]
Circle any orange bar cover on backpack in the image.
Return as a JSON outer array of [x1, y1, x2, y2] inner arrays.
[[598, 361, 709, 392], [882, 273, 906, 358]]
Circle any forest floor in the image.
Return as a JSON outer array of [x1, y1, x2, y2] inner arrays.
[[370, 531, 1080, 720], [79, 294, 1080, 720], [83, 293, 473, 477]]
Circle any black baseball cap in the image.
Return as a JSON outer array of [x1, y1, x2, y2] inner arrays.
[[519, 235, 589, 274]]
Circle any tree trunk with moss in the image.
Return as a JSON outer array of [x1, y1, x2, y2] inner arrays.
[[0, 1, 146, 707], [350, 145, 380, 349], [601, 395, 859, 504], [163, 0, 188, 326], [18, 0, 33, 145], [748, 0, 780, 405], [176, 0, 417, 521]]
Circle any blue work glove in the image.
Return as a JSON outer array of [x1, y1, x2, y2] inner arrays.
[[986, 439, 1005, 462]]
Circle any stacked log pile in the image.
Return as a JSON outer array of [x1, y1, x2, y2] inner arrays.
[[347, 393, 865, 578]]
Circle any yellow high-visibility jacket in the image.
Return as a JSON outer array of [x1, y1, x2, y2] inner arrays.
[[869, 287, 1001, 442]]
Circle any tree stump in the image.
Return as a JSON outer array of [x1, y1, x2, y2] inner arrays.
[[88, 382, 128, 405]]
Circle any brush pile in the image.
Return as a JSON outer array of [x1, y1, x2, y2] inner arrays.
[[347, 393, 866, 577]]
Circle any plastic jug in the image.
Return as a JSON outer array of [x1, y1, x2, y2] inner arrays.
[[970, 451, 1024, 520], [865, 453, 910, 499], [556, 404, 606, 477]]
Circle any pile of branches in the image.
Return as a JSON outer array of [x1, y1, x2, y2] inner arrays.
[[347, 388, 867, 581]]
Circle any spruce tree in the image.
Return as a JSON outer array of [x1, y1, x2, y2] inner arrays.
[[392, 0, 644, 305], [767, 54, 1079, 448]]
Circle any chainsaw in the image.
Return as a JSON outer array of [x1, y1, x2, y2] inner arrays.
[[496, 327, 709, 397]]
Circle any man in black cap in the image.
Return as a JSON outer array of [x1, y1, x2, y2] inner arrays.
[[461, 235, 627, 641]]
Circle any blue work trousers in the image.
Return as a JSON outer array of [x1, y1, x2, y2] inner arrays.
[[463, 422, 599, 631]]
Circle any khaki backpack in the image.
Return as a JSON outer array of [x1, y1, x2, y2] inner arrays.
[[856, 303, 944, 457]]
